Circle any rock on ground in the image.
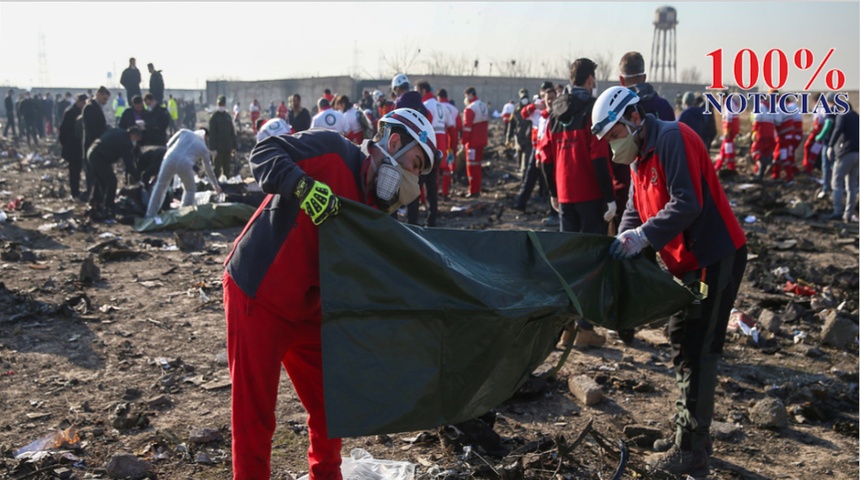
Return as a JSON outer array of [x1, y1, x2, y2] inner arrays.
[[750, 397, 788, 429], [105, 454, 154, 479]]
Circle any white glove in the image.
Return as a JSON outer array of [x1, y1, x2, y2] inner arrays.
[[610, 227, 650, 259], [603, 201, 617, 223], [550, 196, 559, 213]]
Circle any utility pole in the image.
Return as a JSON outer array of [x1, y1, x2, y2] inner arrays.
[[352, 41, 360, 79], [37, 31, 49, 87]]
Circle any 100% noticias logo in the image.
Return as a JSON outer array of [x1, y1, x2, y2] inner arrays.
[[707, 48, 846, 91]]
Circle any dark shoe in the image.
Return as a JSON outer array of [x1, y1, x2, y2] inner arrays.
[[511, 202, 527, 212], [653, 436, 713, 456], [648, 445, 709, 477], [618, 328, 635, 345]]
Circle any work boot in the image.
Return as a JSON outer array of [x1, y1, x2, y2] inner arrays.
[[654, 436, 713, 456], [573, 328, 606, 349], [648, 445, 709, 478], [556, 327, 575, 349]]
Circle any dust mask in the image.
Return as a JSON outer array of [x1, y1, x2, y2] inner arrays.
[[592, 81, 599, 98], [609, 125, 640, 165]]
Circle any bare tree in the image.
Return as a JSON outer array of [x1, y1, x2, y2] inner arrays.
[[680, 66, 702, 84], [424, 50, 452, 76], [421, 51, 473, 76], [591, 50, 616, 81], [380, 40, 422, 77], [493, 57, 534, 78]]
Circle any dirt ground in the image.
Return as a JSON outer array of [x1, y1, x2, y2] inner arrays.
[[0, 119, 857, 480]]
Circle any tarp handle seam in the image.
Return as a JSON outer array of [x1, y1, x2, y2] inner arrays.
[[527, 231, 583, 380], [526, 231, 585, 318]]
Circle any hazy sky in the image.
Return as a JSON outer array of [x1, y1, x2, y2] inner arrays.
[[1, 2, 858, 91]]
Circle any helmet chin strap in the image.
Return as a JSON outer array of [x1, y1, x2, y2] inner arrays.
[[618, 116, 642, 138]]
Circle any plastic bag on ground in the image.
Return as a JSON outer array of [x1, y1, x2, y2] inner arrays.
[[14, 425, 80, 459], [296, 448, 414, 480]]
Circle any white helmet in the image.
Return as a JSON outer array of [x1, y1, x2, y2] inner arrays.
[[379, 108, 441, 174], [591, 86, 640, 140], [391, 73, 410, 91], [372, 90, 384, 102], [256, 118, 292, 142]]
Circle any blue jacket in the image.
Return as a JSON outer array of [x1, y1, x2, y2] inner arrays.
[[630, 82, 676, 121], [829, 107, 859, 159], [678, 106, 706, 145]]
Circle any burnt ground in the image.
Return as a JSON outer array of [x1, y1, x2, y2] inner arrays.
[[0, 121, 857, 480]]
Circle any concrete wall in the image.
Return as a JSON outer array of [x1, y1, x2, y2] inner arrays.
[[206, 76, 354, 113]]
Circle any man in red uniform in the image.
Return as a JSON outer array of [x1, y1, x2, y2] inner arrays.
[[461, 86, 489, 197], [437, 89, 461, 199], [593, 86, 747, 478], [374, 90, 395, 130], [545, 59, 615, 348], [751, 97, 777, 181], [714, 94, 740, 171], [771, 90, 796, 182], [803, 93, 828, 174], [223, 108, 440, 480]]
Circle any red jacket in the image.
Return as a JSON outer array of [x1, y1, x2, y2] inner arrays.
[[543, 89, 614, 204], [225, 130, 371, 314], [619, 116, 746, 278], [277, 103, 288, 120], [751, 111, 776, 155], [376, 101, 394, 129], [534, 110, 552, 165], [462, 98, 488, 148], [722, 117, 740, 139]]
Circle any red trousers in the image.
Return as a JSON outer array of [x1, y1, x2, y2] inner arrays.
[[803, 131, 823, 174], [251, 112, 261, 132], [714, 135, 735, 171], [223, 272, 342, 480], [465, 144, 484, 195]]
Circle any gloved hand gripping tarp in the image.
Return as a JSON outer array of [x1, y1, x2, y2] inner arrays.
[[320, 199, 692, 438]]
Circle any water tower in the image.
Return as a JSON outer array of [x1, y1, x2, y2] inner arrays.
[[650, 6, 678, 83]]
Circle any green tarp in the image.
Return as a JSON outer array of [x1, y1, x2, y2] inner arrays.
[[133, 202, 257, 232], [320, 199, 693, 438]]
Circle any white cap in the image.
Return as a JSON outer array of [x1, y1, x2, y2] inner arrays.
[[194, 129, 207, 141], [256, 118, 292, 142]]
